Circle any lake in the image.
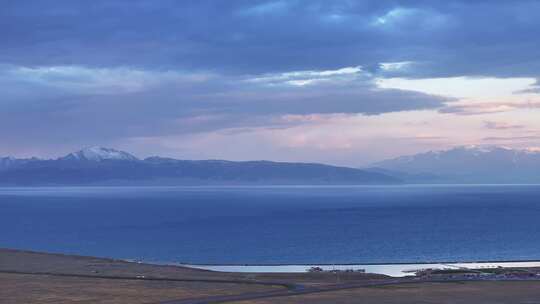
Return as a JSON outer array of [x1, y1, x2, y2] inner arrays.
[[1, 185, 540, 265]]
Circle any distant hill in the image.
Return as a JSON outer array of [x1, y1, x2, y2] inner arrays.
[[372, 146, 540, 184], [0, 147, 400, 186]]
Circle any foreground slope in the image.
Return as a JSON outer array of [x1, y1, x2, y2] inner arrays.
[[2, 249, 540, 304]]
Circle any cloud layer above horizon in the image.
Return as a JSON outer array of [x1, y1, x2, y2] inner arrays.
[[2, 0, 540, 165]]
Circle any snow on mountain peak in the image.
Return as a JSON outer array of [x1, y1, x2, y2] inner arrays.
[[63, 146, 138, 161]]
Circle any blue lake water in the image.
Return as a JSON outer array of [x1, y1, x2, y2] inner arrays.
[[1, 185, 540, 264]]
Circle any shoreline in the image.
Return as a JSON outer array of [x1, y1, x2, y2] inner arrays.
[[173, 258, 540, 266], [178, 261, 540, 277], [6, 248, 540, 277]]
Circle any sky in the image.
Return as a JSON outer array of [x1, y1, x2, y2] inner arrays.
[[2, 0, 540, 166]]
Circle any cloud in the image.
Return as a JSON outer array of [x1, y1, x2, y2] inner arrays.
[[238, 1, 290, 16], [484, 121, 525, 130], [0, 63, 448, 150], [3, 0, 540, 161], [515, 79, 540, 94], [378, 61, 416, 77], [377, 77, 537, 99], [0, 65, 213, 98], [247, 66, 364, 86], [483, 135, 540, 142], [440, 101, 540, 116], [1, 1, 540, 78], [370, 7, 449, 31]]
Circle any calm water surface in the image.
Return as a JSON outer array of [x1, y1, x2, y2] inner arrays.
[[1, 185, 540, 264]]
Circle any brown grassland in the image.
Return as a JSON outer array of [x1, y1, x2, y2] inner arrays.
[[2, 248, 540, 304]]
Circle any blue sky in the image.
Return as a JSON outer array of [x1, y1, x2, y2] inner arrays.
[[2, 0, 540, 165]]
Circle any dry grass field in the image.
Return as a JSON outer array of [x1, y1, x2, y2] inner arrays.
[[0, 272, 277, 304], [231, 281, 540, 304]]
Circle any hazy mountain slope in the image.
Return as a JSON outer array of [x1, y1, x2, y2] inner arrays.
[[363, 167, 445, 184], [373, 146, 540, 183], [0, 157, 40, 171]]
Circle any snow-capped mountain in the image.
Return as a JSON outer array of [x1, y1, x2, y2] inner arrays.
[[60, 146, 139, 162], [372, 145, 540, 183]]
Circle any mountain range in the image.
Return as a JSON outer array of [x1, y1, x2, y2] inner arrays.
[[0, 147, 398, 186], [1, 145, 539, 186]]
